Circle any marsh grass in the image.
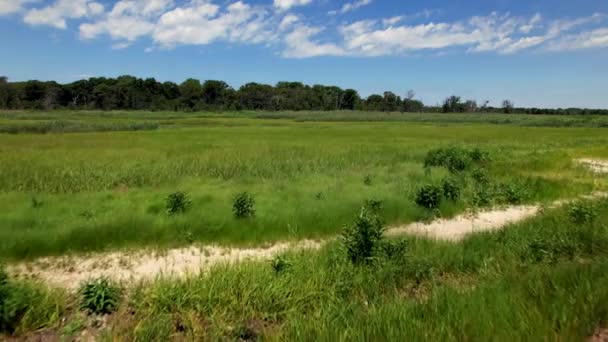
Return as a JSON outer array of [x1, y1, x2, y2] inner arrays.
[[0, 112, 605, 259], [101, 198, 608, 340]]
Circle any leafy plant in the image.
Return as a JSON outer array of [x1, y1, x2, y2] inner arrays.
[[569, 201, 597, 225], [442, 178, 461, 201], [471, 168, 489, 185], [379, 239, 409, 261], [315, 192, 325, 200], [363, 175, 373, 186], [415, 185, 442, 209], [472, 186, 494, 207], [498, 183, 527, 204], [424, 147, 473, 173], [343, 207, 385, 265], [30, 198, 43, 209], [364, 198, 384, 214], [78, 277, 121, 315], [270, 255, 292, 275], [233, 192, 255, 219], [166, 192, 192, 215]]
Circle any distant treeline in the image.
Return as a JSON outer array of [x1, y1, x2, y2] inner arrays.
[[1, 75, 607, 115]]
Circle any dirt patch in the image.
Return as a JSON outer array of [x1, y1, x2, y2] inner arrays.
[[386, 205, 540, 241], [578, 159, 608, 174], [10, 240, 322, 290], [589, 327, 608, 342]]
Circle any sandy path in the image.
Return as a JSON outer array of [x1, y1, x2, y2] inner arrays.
[[7, 200, 589, 290], [10, 161, 608, 289]]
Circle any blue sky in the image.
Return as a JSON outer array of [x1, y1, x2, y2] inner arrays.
[[1, 0, 608, 108]]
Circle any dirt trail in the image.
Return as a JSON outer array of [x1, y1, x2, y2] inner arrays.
[[10, 161, 608, 290]]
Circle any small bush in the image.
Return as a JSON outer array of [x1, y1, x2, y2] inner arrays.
[[31, 198, 43, 209], [343, 207, 385, 265], [166, 192, 191, 215], [442, 178, 461, 201], [364, 198, 384, 214], [233, 192, 255, 219], [407, 259, 435, 284], [79, 277, 121, 315], [315, 192, 325, 200], [379, 239, 409, 261], [569, 202, 597, 225], [415, 185, 442, 209], [363, 175, 373, 186], [471, 168, 489, 185], [468, 148, 491, 163], [270, 255, 292, 275], [472, 186, 494, 207], [424, 147, 472, 173], [498, 183, 527, 204]]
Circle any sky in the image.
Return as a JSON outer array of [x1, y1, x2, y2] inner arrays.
[[1, 0, 608, 108]]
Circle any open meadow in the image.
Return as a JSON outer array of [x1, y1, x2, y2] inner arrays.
[[1, 110, 608, 340]]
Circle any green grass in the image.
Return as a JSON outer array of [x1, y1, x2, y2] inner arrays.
[[0, 111, 606, 260], [2, 199, 606, 340], [35, 197, 607, 340]]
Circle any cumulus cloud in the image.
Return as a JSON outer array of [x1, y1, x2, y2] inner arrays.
[[80, 0, 174, 43], [10, 0, 608, 57], [23, 0, 103, 28], [152, 1, 275, 47], [282, 25, 345, 58], [273, 0, 312, 12]]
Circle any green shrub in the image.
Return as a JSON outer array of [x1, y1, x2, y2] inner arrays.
[[78, 277, 121, 315], [498, 183, 527, 204], [233, 192, 255, 219], [379, 239, 409, 261], [364, 198, 384, 214], [166, 192, 191, 215], [270, 255, 292, 275], [472, 186, 494, 207], [415, 185, 442, 209], [442, 178, 461, 201], [315, 192, 325, 200], [471, 168, 489, 185], [569, 202, 597, 225], [343, 207, 385, 265], [468, 148, 491, 163], [407, 259, 435, 284], [363, 175, 373, 186], [424, 147, 489, 173], [30, 198, 43, 209]]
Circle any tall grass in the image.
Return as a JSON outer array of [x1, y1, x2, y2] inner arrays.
[[101, 198, 608, 340], [0, 114, 605, 259]]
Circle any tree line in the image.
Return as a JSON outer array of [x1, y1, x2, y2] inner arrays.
[[0, 76, 606, 115]]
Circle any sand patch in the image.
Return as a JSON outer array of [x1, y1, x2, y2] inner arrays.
[[578, 159, 608, 174]]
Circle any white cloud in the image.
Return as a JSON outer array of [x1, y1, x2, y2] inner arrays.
[[339, 0, 372, 14], [0, 0, 39, 16], [23, 0, 103, 29], [279, 14, 298, 31], [11, 0, 605, 58], [152, 1, 275, 48], [80, 0, 174, 42], [273, 0, 312, 12], [282, 25, 345, 58], [547, 28, 608, 51]]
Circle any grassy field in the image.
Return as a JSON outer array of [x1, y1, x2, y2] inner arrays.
[[0, 111, 607, 260], [2, 197, 608, 340], [1, 110, 608, 340]]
